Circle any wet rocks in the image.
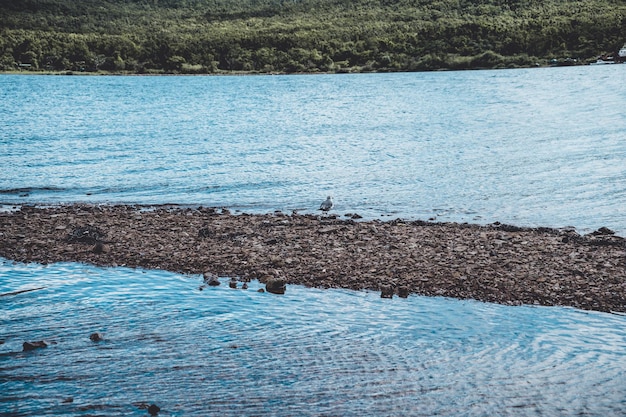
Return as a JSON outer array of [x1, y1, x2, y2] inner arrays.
[[203, 272, 220, 286], [592, 227, 615, 236], [380, 285, 394, 298], [229, 277, 238, 288], [135, 402, 160, 415], [2, 204, 626, 313], [23, 340, 48, 351], [148, 404, 161, 415], [89, 332, 104, 342], [397, 286, 409, 298], [266, 278, 286, 295]]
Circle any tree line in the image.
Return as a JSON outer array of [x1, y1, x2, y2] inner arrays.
[[1, 0, 625, 73]]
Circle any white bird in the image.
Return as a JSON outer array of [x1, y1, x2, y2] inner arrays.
[[319, 196, 334, 213]]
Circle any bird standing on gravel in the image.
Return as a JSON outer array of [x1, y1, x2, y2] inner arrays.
[[319, 196, 334, 213]]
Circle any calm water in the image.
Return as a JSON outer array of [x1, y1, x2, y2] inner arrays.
[[1, 66, 625, 234], [2, 259, 626, 416], [2, 67, 626, 416]]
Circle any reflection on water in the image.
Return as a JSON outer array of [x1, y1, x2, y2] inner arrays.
[[1, 258, 626, 416]]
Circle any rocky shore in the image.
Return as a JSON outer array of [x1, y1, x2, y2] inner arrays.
[[1, 204, 625, 312]]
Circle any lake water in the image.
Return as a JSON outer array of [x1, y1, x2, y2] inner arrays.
[[1, 66, 625, 234], [1, 67, 626, 416], [2, 259, 626, 416]]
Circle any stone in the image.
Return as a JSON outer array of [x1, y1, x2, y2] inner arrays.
[[397, 286, 409, 298], [148, 404, 161, 415], [91, 242, 104, 254], [89, 332, 104, 342], [266, 278, 286, 294], [593, 227, 615, 235], [229, 278, 238, 289], [3, 204, 626, 313], [380, 285, 394, 298], [23, 340, 48, 351], [203, 272, 220, 286], [66, 225, 106, 244]]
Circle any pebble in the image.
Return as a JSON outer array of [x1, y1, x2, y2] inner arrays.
[[1, 205, 625, 313]]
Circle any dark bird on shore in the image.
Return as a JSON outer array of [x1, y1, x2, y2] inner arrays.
[[319, 196, 334, 213]]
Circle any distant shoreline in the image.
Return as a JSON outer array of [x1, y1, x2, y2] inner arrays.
[[2, 203, 625, 313], [0, 63, 576, 77]]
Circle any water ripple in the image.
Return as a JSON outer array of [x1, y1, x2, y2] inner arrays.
[[1, 259, 626, 415], [1, 67, 625, 234]]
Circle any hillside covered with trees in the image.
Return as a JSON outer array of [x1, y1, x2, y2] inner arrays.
[[1, 0, 625, 73]]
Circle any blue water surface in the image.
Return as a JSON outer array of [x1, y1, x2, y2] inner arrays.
[[1, 259, 626, 416], [2, 67, 626, 416], [1, 66, 625, 234]]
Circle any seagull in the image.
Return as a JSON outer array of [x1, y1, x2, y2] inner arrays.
[[319, 196, 334, 213]]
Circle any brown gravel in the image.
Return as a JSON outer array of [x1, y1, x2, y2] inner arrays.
[[1, 204, 625, 313]]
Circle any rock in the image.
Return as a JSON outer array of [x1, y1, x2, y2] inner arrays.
[[380, 285, 394, 298], [66, 225, 106, 244], [4, 204, 626, 313], [89, 332, 104, 342], [593, 227, 615, 236], [23, 340, 48, 351], [242, 282, 248, 290], [148, 404, 160, 415], [397, 286, 409, 298], [91, 242, 110, 254], [229, 278, 238, 289], [91, 242, 105, 254], [62, 397, 74, 404], [198, 227, 211, 238], [257, 288, 265, 293], [203, 272, 220, 286], [266, 278, 286, 294]]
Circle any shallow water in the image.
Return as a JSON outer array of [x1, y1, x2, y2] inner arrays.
[[1, 65, 625, 234], [2, 259, 626, 416], [2, 66, 626, 416]]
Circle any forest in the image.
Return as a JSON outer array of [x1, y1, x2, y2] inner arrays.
[[1, 0, 625, 73]]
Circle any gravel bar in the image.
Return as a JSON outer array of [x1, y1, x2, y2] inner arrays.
[[1, 204, 625, 312]]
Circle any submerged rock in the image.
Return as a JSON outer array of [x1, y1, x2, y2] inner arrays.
[[229, 277, 238, 289], [23, 340, 48, 351], [89, 332, 104, 342], [148, 404, 160, 415]]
